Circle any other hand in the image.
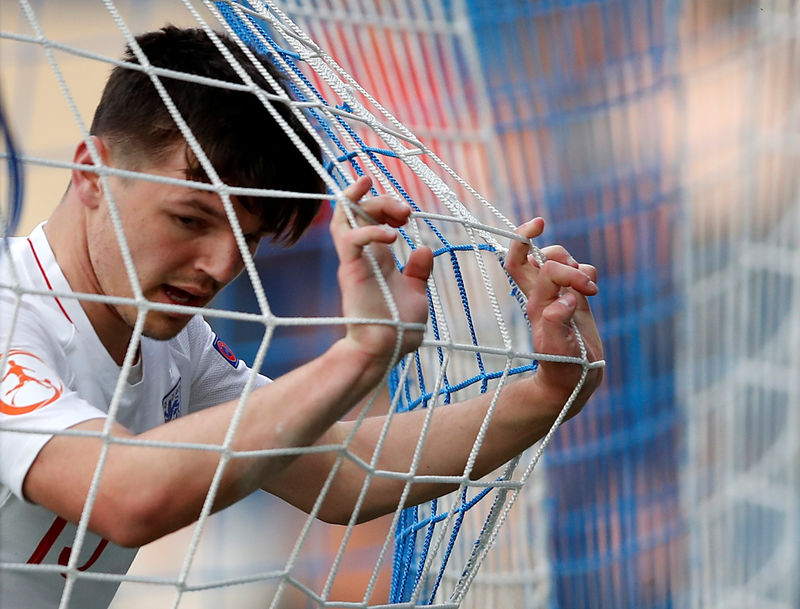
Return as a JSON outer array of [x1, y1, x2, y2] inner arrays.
[[330, 176, 433, 368], [504, 218, 604, 418]]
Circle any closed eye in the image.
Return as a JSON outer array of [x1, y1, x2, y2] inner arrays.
[[175, 216, 206, 231]]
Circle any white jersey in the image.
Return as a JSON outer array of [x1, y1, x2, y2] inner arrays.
[[0, 225, 270, 608]]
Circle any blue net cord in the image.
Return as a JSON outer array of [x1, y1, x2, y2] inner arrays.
[[218, 3, 539, 604], [1, 97, 24, 236]]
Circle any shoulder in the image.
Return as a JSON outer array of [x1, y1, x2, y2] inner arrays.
[[1, 293, 72, 363], [163, 315, 242, 377], [169, 317, 270, 411], [1, 228, 76, 351], [171, 316, 216, 355], [2, 272, 73, 360], [167, 316, 241, 370], [1, 234, 37, 288]]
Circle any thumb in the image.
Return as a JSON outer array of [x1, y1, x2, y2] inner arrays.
[[403, 246, 433, 283]]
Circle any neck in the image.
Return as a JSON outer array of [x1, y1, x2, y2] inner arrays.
[[45, 192, 135, 366]]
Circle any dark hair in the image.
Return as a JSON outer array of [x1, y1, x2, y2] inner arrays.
[[90, 26, 325, 244]]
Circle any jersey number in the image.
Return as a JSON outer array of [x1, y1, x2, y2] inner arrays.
[[27, 515, 110, 577]]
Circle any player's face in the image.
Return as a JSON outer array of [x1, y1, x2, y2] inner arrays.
[[86, 146, 264, 341]]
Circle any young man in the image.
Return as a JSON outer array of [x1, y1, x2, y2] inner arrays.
[[0, 27, 603, 607]]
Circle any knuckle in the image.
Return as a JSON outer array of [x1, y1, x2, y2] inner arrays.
[[339, 229, 361, 248], [540, 259, 560, 274], [539, 244, 562, 258], [541, 305, 565, 324], [504, 256, 523, 272]]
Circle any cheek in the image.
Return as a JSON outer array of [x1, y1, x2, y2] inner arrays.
[[91, 224, 168, 292], [131, 230, 198, 282], [87, 228, 128, 296], [86, 205, 117, 259]]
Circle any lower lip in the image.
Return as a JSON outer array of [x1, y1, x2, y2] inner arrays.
[[163, 286, 198, 309]]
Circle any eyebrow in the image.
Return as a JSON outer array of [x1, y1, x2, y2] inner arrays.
[[180, 196, 267, 238], [183, 197, 226, 222]]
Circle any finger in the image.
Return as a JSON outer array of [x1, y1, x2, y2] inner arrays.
[[341, 176, 373, 204], [356, 195, 412, 228], [331, 176, 374, 232], [534, 260, 598, 304], [508, 218, 545, 266], [535, 290, 580, 364], [333, 184, 412, 236], [538, 245, 579, 268], [505, 218, 545, 292], [334, 224, 397, 264], [541, 289, 578, 326], [403, 246, 433, 283], [579, 263, 597, 284]]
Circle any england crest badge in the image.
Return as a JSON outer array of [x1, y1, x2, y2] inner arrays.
[[162, 377, 182, 422]]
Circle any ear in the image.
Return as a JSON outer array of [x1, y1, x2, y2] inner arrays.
[[71, 136, 111, 209]]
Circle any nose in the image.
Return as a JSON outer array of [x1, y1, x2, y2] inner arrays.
[[196, 232, 245, 286]]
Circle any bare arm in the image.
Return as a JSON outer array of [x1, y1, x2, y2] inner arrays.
[[24, 178, 601, 544], [262, 376, 570, 524], [263, 218, 604, 524], [23, 337, 397, 546], [23, 177, 434, 547]]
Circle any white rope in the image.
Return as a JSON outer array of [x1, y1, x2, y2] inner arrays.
[[2, 1, 606, 607], [14, 3, 151, 607], [236, 6, 596, 599]]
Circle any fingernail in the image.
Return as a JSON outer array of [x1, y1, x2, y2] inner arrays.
[[567, 255, 578, 267], [588, 280, 598, 292]]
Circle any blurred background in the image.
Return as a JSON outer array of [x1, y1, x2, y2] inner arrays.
[[1, 1, 798, 608]]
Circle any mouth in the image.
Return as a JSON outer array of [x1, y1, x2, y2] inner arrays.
[[162, 285, 209, 309]]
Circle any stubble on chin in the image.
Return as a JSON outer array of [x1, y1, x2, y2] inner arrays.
[[115, 303, 194, 343], [141, 311, 195, 341]]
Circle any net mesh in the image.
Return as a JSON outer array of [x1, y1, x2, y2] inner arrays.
[[0, 1, 598, 607], [1, 1, 798, 609]]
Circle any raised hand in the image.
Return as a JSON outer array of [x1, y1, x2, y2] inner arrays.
[[504, 218, 604, 417], [330, 176, 434, 369]]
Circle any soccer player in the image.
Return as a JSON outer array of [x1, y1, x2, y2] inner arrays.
[[0, 27, 603, 607]]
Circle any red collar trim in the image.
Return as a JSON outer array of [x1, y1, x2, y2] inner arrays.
[[26, 237, 74, 325]]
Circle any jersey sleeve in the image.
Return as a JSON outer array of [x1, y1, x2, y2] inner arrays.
[[178, 317, 271, 414], [0, 311, 107, 501]]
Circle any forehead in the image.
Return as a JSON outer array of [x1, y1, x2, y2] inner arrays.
[[130, 141, 191, 176], [122, 143, 268, 235]]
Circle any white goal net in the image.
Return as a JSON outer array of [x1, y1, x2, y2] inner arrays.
[[0, 1, 599, 608], [1, 1, 798, 609]]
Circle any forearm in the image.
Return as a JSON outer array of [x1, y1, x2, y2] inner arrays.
[[265, 374, 564, 524], [258, 215, 605, 524], [24, 338, 389, 546]]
